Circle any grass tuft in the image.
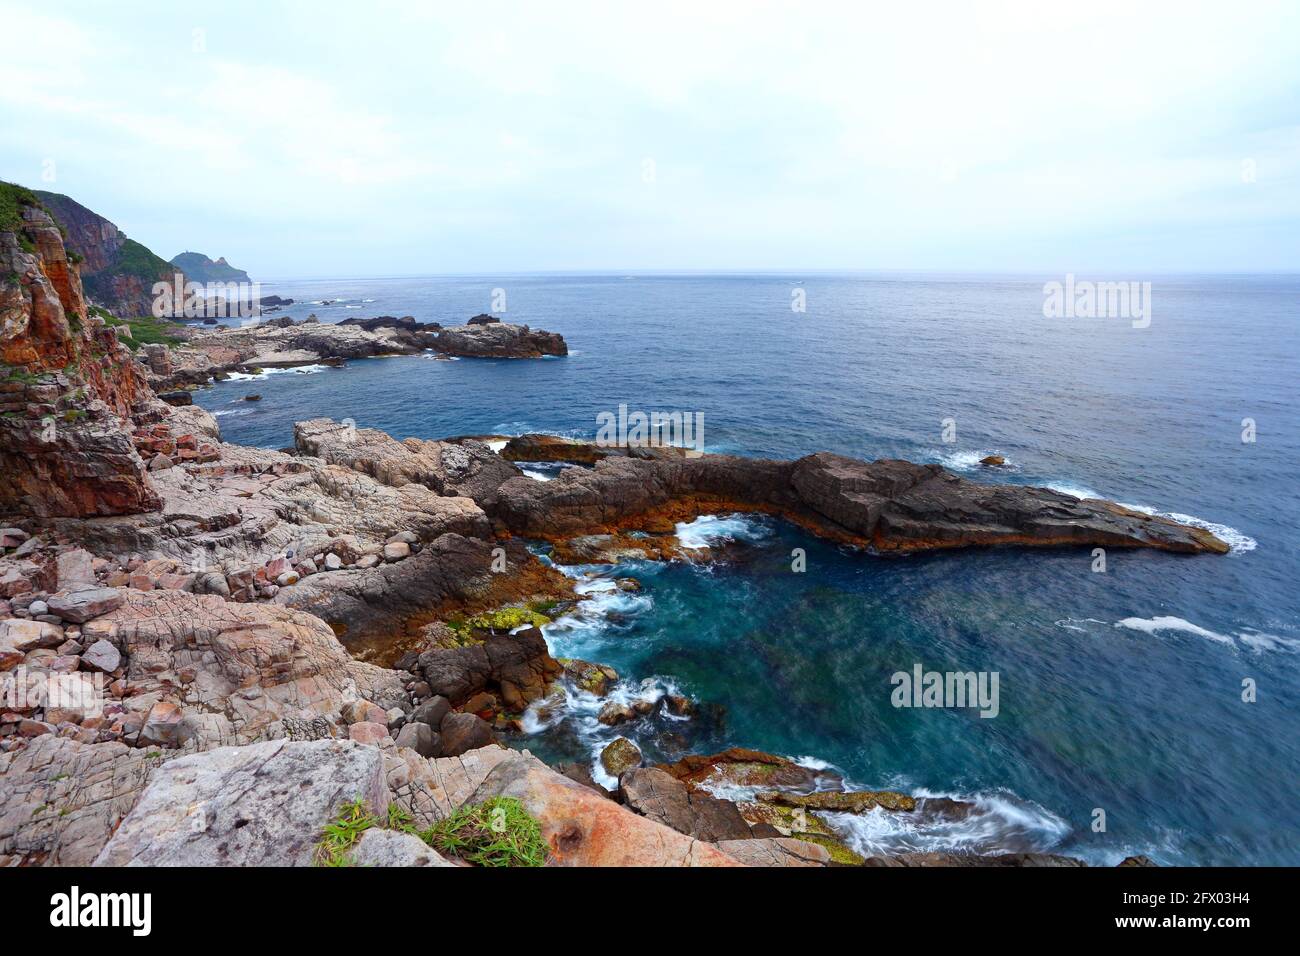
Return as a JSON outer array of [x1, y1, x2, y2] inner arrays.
[[422, 796, 547, 867], [314, 798, 377, 867]]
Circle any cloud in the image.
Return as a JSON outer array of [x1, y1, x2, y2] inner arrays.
[[0, 0, 1297, 273]]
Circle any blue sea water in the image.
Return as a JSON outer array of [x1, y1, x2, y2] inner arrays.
[[195, 273, 1300, 865]]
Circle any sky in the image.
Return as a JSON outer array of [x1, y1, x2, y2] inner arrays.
[[1, 1, 1297, 277]]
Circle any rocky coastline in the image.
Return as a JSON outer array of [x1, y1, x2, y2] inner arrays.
[[138, 312, 568, 394], [1, 188, 1213, 867]]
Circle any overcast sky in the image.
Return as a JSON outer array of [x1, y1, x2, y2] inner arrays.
[[1, 1, 1297, 277]]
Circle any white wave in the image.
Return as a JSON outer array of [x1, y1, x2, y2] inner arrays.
[[263, 364, 332, 376], [518, 461, 575, 483], [1053, 617, 1108, 633], [210, 409, 247, 418], [1108, 616, 1296, 654], [223, 370, 265, 382], [1046, 483, 1256, 555], [490, 422, 587, 440], [518, 671, 690, 792], [936, 450, 1013, 472], [1237, 631, 1300, 654], [485, 439, 509, 453], [1114, 616, 1235, 645], [1045, 481, 1103, 500], [675, 514, 772, 550], [1115, 503, 1257, 555], [824, 789, 1071, 860], [792, 754, 839, 772]]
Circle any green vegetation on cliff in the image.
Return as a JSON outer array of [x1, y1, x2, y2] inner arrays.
[[100, 314, 184, 350], [0, 181, 42, 231], [114, 237, 174, 281]]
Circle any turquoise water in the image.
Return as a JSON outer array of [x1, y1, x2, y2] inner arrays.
[[196, 273, 1300, 864]]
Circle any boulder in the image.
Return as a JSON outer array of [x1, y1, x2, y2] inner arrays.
[[598, 700, 635, 726], [47, 588, 124, 624], [79, 638, 122, 674], [410, 695, 451, 730], [55, 549, 97, 590], [0, 619, 64, 653], [619, 767, 753, 842], [600, 737, 642, 777], [93, 739, 388, 866], [382, 542, 410, 562], [561, 658, 618, 696], [658, 747, 836, 792], [348, 828, 455, 867], [418, 625, 561, 707], [394, 721, 439, 757], [348, 721, 390, 746], [439, 712, 496, 757], [341, 700, 388, 726], [139, 700, 185, 747]]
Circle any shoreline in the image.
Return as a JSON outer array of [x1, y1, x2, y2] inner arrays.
[[0, 203, 1226, 865]]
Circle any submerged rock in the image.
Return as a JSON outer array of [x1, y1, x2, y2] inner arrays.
[[658, 747, 837, 792], [560, 658, 619, 696], [757, 788, 916, 813], [600, 737, 642, 777]]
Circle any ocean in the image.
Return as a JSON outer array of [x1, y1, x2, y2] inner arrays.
[[194, 272, 1300, 865]]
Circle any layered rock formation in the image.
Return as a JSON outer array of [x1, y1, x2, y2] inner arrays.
[[300, 423, 1228, 555], [1, 189, 161, 518], [294, 417, 522, 507], [489, 447, 1230, 555], [34, 190, 181, 319]]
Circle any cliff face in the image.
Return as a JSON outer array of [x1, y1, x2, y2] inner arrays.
[[0, 185, 160, 518], [34, 190, 181, 319], [170, 251, 250, 284]]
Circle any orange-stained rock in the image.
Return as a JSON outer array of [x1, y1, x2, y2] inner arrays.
[[465, 751, 744, 867], [2, 199, 160, 518]]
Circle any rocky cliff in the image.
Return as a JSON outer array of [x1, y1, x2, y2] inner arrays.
[[1, 183, 160, 517], [34, 189, 181, 319]]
